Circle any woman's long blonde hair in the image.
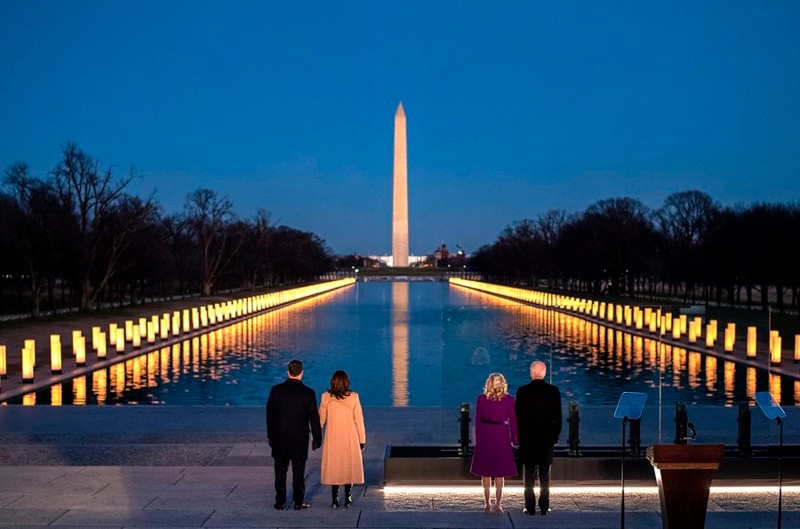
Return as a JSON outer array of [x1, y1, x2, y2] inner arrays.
[[483, 372, 508, 401]]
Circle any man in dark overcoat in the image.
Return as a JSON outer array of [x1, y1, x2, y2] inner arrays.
[[266, 359, 322, 510], [514, 360, 562, 516]]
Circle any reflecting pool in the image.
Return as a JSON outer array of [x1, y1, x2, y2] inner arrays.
[[11, 281, 800, 406]]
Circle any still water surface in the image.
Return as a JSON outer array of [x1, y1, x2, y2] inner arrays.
[[13, 281, 799, 406]]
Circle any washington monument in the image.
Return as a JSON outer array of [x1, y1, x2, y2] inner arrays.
[[392, 102, 409, 267]]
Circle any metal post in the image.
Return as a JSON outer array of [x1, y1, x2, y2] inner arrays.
[[674, 402, 688, 444], [459, 402, 471, 456], [778, 417, 783, 529], [629, 418, 641, 456], [736, 402, 752, 456], [568, 401, 581, 456], [621, 417, 627, 529]]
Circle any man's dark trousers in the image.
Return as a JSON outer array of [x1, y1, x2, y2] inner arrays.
[[274, 457, 306, 506], [523, 463, 551, 514]]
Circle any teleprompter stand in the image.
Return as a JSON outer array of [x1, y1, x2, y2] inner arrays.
[[755, 391, 787, 529], [613, 391, 647, 529]]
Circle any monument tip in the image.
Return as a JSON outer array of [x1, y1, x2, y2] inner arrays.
[[396, 101, 405, 115]]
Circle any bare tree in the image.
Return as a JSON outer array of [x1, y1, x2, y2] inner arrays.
[[52, 143, 153, 311], [4, 162, 70, 316], [184, 188, 243, 296], [655, 190, 718, 301]]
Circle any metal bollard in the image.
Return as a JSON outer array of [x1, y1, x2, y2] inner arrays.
[[459, 402, 472, 456], [629, 418, 641, 456], [737, 402, 752, 456], [674, 402, 688, 444], [567, 401, 580, 456]]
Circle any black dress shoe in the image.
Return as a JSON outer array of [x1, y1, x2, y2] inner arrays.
[[273, 503, 285, 510], [344, 494, 352, 508], [540, 508, 551, 516], [522, 508, 535, 515], [294, 503, 310, 510], [332, 497, 340, 509]]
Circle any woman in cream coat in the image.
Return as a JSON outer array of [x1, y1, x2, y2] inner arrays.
[[320, 370, 366, 508]]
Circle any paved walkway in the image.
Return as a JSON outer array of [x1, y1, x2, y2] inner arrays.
[[0, 406, 797, 528]]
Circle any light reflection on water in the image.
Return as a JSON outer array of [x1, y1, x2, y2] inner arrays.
[[14, 282, 800, 406]]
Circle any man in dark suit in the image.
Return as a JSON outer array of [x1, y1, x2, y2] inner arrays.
[[266, 359, 322, 510], [515, 360, 562, 516]]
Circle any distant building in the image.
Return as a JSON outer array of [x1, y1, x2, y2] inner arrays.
[[370, 255, 427, 267]]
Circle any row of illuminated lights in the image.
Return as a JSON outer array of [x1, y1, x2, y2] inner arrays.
[[515, 310, 795, 400], [450, 279, 799, 364], [17, 336, 237, 406], [452, 280, 798, 400], [0, 278, 355, 384]]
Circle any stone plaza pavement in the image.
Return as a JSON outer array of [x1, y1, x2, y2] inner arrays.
[[1, 406, 798, 529]]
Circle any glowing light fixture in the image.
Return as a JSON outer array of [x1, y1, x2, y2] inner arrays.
[[22, 343, 34, 383], [770, 334, 782, 365], [115, 328, 126, 354], [382, 484, 800, 495], [109, 323, 118, 345], [75, 336, 86, 366], [795, 335, 800, 362], [160, 315, 170, 339], [672, 317, 681, 339], [172, 311, 181, 335], [147, 322, 155, 344], [706, 322, 715, 348], [92, 326, 101, 351], [132, 325, 141, 348], [0, 344, 7, 378], [97, 332, 107, 358], [50, 334, 62, 374], [24, 338, 36, 367], [747, 327, 757, 358], [724, 323, 736, 353]]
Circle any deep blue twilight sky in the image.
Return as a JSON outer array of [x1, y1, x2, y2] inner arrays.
[[2, 1, 799, 256]]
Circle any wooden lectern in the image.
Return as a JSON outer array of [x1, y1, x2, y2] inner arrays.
[[646, 444, 725, 529]]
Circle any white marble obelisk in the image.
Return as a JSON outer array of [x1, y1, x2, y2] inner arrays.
[[392, 102, 409, 267]]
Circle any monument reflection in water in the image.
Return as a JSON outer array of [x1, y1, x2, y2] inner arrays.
[[12, 282, 800, 407]]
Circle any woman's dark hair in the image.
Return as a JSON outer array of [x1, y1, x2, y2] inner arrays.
[[328, 370, 351, 400]]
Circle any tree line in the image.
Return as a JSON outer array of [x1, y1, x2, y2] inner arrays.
[[0, 143, 334, 317], [469, 191, 800, 314]]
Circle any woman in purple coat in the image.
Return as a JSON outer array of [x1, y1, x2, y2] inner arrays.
[[470, 372, 519, 514]]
